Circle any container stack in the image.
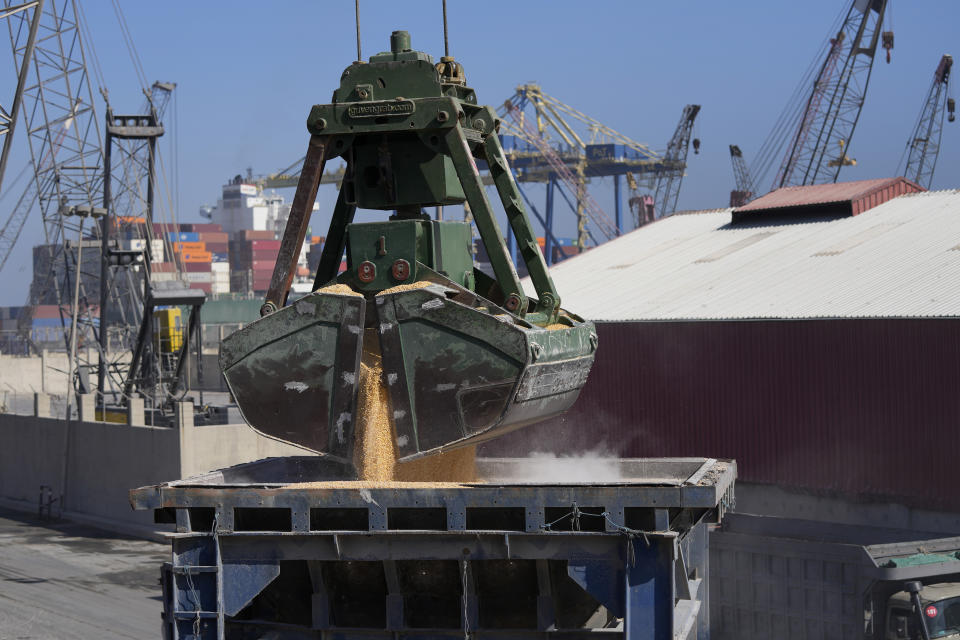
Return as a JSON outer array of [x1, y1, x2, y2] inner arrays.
[[229, 230, 278, 294], [0, 306, 22, 352], [151, 262, 178, 284], [138, 222, 230, 295], [31, 304, 65, 344], [0, 306, 21, 336], [88, 219, 329, 295], [110, 217, 147, 253], [211, 262, 230, 294]]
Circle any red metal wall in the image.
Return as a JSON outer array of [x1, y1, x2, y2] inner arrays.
[[852, 179, 921, 215], [482, 319, 960, 512]]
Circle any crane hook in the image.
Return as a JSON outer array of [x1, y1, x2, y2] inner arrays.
[[882, 31, 894, 64]]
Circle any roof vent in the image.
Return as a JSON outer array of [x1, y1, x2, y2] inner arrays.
[[731, 177, 923, 224]]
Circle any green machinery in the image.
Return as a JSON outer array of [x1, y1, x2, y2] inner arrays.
[[221, 31, 597, 469]]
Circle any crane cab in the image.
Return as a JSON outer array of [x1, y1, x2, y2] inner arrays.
[[153, 308, 184, 354]]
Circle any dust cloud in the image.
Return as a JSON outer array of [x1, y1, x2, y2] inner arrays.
[[505, 449, 623, 483]]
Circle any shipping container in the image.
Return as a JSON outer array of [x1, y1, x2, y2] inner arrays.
[[184, 262, 212, 272], [181, 223, 223, 233], [211, 252, 229, 263], [243, 249, 279, 262], [247, 239, 281, 250], [189, 282, 212, 293], [150, 239, 165, 260], [110, 215, 146, 228], [118, 237, 147, 252], [152, 262, 176, 273], [32, 317, 65, 328], [33, 305, 61, 319], [205, 241, 229, 253], [185, 272, 212, 282], [173, 241, 206, 253], [182, 251, 213, 263], [197, 231, 228, 243], [236, 229, 276, 241], [167, 231, 199, 243], [153, 222, 181, 234], [248, 260, 275, 272]]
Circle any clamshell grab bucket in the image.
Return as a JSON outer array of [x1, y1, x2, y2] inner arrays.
[[220, 282, 596, 462]]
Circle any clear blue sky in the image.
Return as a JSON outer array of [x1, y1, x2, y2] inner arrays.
[[2, 0, 958, 304]]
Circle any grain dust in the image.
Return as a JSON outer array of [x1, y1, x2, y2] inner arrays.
[[545, 323, 568, 330], [350, 327, 477, 483]]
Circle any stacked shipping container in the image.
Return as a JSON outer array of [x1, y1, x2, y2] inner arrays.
[[36, 218, 325, 300], [229, 230, 279, 293]]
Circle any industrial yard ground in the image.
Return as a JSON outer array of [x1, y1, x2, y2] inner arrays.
[[0, 507, 163, 639]]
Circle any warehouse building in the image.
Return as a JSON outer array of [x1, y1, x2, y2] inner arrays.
[[483, 179, 960, 637]]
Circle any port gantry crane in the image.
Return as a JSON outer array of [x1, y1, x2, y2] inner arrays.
[[497, 84, 672, 261], [742, 0, 891, 195], [899, 54, 954, 190]]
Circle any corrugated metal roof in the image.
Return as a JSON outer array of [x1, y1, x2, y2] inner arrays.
[[736, 176, 922, 212], [528, 189, 960, 321]]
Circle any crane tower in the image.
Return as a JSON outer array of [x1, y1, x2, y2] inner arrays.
[[651, 104, 700, 219], [900, 54, 954, 190], [774, 0, 890, 189], [729, 145, 757, 207]]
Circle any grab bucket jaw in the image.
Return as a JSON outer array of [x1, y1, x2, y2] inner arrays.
[[219, 290, 365, 462], [376, 282, 596, 461]]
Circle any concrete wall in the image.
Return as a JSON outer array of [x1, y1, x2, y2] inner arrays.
[[0, 350, 226, 395], [180, 421, 309, 478], [0, 351, 77, 395], [0, 409, 313, 536], [0, 414, 178, 529]]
